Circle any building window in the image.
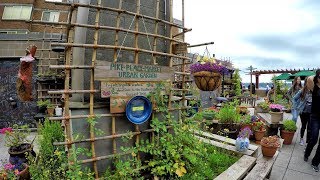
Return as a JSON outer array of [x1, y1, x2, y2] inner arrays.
[[2, 6, 32, 20], [42, 11, 60, 22]]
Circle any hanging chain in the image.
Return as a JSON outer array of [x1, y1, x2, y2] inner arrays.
[[141, 16, 153, 51], [115, 14, 137, 62]]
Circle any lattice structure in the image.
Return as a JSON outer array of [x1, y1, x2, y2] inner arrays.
[[33, 0, 192, 178]]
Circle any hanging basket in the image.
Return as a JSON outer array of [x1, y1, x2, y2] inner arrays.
[[192, 71, 222, 91]]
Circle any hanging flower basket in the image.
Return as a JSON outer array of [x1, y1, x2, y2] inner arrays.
[[190, 59, 229, 91], [193, 71, 222, 91]]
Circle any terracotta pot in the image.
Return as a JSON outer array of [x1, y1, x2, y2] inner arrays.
[[269, 111, 283, 123], [261, 143, 278, 157], [281, 130, 295, 145], [47, 107, 54, 116], [254, 129, 266, 141], [192, 71, 222, 91], [17, 164, 30, 180]]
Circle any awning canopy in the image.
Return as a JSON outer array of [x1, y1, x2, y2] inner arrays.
[[275, 73, 292, 80], [289, 70, 315, 80]]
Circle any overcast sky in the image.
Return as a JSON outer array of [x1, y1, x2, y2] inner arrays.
[[173, 0, 320, 83]]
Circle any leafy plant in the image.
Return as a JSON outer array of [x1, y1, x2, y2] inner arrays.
[[257, 102, 269, 111], [37, 99, 51, 108], [240, 114, 251, 125], [252, 121, 266, 131], [283, 120, 297, 132], [28, 119, 67, 179], [217, 101, 241, 124], [0, 124, 31, 147]]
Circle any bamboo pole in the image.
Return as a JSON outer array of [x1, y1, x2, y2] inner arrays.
[[112, 0, 122, 158], [50, 42, 190, 60], [113, 0, 123, 61], [53, 132, 141, 146], [152, 0, 160, 65], [29, 21, 186, 44], [46, 2, 187, 30], [49, 113, 123, 121], [134, 0, 141, 160], [63, 4, 75, 163], [168, 0, 174, 114], [90, 0, 100, 177], [181, 0, 186, 123], [187, 41, 214, 48], [48, 90, 100, 94], [173, 28, 192, 38], [49, 65, 94, 69], [53, 125, 172, 146]]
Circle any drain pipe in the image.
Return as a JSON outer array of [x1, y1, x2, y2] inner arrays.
[[71, 0, 90, 103]]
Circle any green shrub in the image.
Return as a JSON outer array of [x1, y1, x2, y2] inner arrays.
[[202, 110, 217, 120], [283, 120, 297, 132], [217, 102, 241, 124]]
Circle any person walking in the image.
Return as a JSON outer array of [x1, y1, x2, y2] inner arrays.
[[292, 80, 312, 146], [304, 69, 320, 172], [287, 76, 302, 123], [266, 83, 270, 96]]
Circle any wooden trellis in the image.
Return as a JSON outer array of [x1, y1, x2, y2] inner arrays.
[[35, 0, 191, 178]]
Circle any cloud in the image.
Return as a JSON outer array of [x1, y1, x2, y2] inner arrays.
[[244, 34, 320, 58]]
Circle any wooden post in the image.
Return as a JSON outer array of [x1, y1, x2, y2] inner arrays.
[[90, 0, 101, 177]]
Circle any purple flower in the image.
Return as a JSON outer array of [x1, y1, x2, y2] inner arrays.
[[238, 127, 252, 138], [4, 163, 15, 171], [269, 104, 283, 112], [190, 62, 230, 74]]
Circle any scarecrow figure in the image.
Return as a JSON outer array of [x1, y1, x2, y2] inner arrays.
[[16, 45, 37, 101]]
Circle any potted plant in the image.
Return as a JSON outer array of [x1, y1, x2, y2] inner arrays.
[[252, 120, 266, 141], [0, 125, 36, 165], [190, 57, 229, 91], [235, 127, 252, 152], [269, 104, 284, 123], [202, 109, 217, 120], [240, 114, 252, 130], [280, 120, 297, 145], [46, 102, 55, 117], [0, 160, 30, 180], [37, 99, 50, 113], [255, 102, 269, 113], [260, 135, 280, 157], [217, 102, 241, 139]]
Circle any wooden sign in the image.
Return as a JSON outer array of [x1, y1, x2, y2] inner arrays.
[[101, 81, 157, 98], [110, 96, 131, 114], [95, 61, 173, 81], [173, 43, 187, 54]]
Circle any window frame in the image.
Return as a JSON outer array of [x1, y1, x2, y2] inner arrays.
[[2, 5, 33, 20], [41, 10, 60, 22]]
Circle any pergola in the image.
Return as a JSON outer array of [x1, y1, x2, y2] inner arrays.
[[251, 68, 318, 88]]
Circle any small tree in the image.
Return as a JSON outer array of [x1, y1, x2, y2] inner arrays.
[[233, 69, 242, 96]]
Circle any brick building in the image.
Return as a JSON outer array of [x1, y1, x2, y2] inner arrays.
[[0, 0, 69, 127]]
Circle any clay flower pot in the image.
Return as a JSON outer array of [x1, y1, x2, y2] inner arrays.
[[260, 136, 280, 157], [269, 111, 283, 123], [281, 130, 295, 145], [254, 129, 266, 141]]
